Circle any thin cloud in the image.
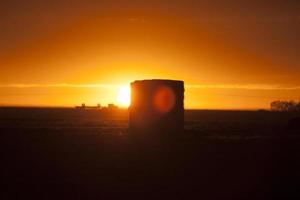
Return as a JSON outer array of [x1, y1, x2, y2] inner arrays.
[[0, 83, 300, 90], [186, 84, 300, 90], [0, 83, 122, 88]]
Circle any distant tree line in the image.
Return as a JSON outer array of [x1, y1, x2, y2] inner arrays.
[[270, 100, 300, 112]]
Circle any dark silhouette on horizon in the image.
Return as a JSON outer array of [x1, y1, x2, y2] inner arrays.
[[129, 79, 184, 134], [75, 103, 118, 110], [270, 100, 300, 112]]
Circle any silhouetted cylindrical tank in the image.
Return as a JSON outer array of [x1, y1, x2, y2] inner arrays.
[[129, 79, 184, 134]]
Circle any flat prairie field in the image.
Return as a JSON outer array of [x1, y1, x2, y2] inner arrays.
[[1, 108, 300, 199]]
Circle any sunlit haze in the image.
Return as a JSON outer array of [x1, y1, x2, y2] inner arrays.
[[0, 1, 299, 109], [117, 86, 131, 107]]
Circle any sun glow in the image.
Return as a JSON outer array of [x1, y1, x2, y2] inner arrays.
[[117, 86, 131, 107]]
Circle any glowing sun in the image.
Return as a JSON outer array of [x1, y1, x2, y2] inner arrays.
[[117, 86, 131, 107]]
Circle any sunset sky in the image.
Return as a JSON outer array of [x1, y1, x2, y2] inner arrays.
[[0, 0, 299, 109]]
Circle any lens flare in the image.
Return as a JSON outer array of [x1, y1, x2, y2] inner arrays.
[[153, 86, 176, 113]]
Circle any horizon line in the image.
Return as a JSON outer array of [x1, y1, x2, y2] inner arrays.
[[0, 105, 267, 111], [1, 83, 300, 90]]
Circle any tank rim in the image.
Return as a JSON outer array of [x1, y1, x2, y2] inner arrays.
[[131, 79, 184, 84]]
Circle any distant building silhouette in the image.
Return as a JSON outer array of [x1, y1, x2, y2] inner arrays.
[[129, 79, 184, 134], [75, 103, 102, 110], [108, 103, 118, 110]]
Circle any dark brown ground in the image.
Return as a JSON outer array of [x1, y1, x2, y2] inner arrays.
[[1, 108, 300, 199]]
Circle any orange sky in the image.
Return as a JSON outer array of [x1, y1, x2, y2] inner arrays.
[[0, 1, 299, 109]]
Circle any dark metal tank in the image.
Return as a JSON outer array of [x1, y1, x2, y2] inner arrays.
[[129, 79, 184, 134]]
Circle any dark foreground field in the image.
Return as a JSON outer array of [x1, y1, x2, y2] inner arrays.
[[1, 108, 300, 199]]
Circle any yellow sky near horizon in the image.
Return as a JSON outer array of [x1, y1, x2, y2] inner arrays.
[[0, 83, 299, 109], [0, 1, 299, 109]]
